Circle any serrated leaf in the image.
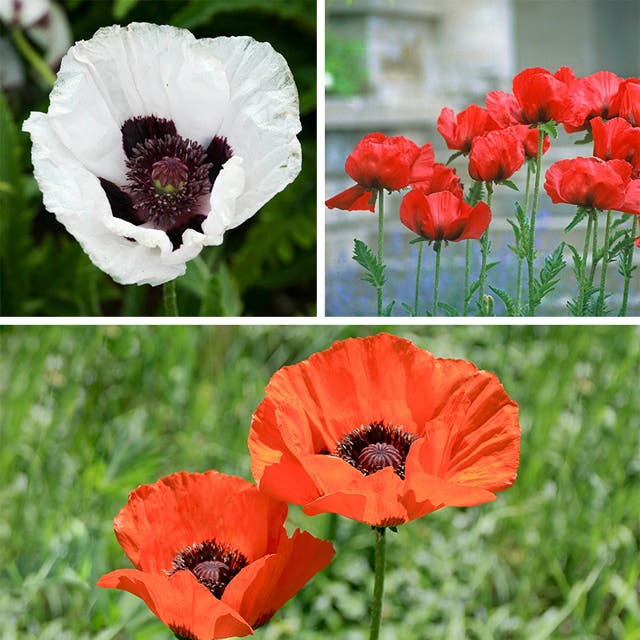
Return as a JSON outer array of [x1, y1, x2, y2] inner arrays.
[[436, 302, 459, 317], [446, 151, 464, 165], [382, 300, 396, 316], [500, 179, 519, 191], [465, 180, 485, 206], [539, 120, 558, 139], [400, 302, 414, 316], [565, 206, 591, 233], [489, 286, 518, 316], [352, 239, 386, 289]]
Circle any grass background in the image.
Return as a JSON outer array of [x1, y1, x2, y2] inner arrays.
[[0, 0, 316, 316], [1, 325, 639, 639]]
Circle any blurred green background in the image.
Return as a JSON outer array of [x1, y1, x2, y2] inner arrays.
[[1, 325, 639, 639], [0, 0, 316, 316]]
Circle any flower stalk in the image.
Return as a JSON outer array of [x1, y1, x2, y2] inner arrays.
[[477, 182, 493, 311], [413, 240, 424, 316], [10, 28, 56, 88], [163, 280, 179, 316], [619, 215, 636, 317], [377, 189, 385, 316], [432, 241, 442, 316], [369, 527, 387, 640], [527, 125, 546, 316], [596, 210, 612, 314], [463, 240, 471, 316]]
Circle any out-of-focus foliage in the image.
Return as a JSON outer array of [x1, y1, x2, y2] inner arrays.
[[1, 325, 639, 639], [0, 0, 316, 316], [325, 29, 367, 96]]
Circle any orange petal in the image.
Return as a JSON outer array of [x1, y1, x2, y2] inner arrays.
[[303, 466, 407, 527], [223, 530, 334, 627], [114, 471, 287, 572], [97, 569, 253, 640]]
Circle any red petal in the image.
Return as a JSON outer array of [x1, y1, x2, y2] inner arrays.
[[325, 184, 375, 211], [223, 530, 334, 627], [97, 569, 253, 640]]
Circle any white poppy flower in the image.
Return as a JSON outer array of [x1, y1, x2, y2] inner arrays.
[[23, 22, 302, 285]]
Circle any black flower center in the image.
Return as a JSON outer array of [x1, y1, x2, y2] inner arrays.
[[334, 421, 418, 479], [167, 539, 247, 599], [99, 115, 233, 250]]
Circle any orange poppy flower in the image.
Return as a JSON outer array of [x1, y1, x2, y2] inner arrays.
[[97, 471, 334, 640], [249, 334, 520, 528]]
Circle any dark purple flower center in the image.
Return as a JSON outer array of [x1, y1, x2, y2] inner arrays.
[[334, 421, 418, 479], [166, 538, 247, 599], [99, 115, 233, 250]]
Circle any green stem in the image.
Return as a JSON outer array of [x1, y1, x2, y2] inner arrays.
[[577, 213, 594, 315], [163, 280, 179, 316], [588, 210, 599, 285], [377, 189, 384, 316], [369, 527, 386, 640], [516, 162, 533, 314], [619, 215, 636, 317], [478, 183, 493, 312], [527, 126, 546, 316], [432, 241, 442, 316], [597, 210, 612, 315], [10, 28, 56, 87], [463, 240, 471, 316], [413, 241, 424, 316]]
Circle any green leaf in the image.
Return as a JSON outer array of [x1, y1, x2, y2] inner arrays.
[[539, 120, 558, 139], [113, 0, 139, 19], [489, 286, 518, 316], [500, 179, 519, 191], [400, 302, 414, 316], [564, 206, 591, 233], [409, 236, 429, 245], [574, 131, 593, 145], [436, 302, 459, 317], [382, 300, 396, 316], [352, 239, 386, 289], [465, 180, 485, 206], [531, 243, 566, 311]]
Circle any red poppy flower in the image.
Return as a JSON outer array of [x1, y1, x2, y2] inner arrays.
[[486, 66, 573, 127], [510, 125, 551, 159], [544, 157, 633, 211], [610, 78, 640, 127], [412, 162, 464, 199], [562, 71, 624, 133], [591, 117, 640, 176], [325, 133, 434, 212], [400, 190, 491, 242], [97, 471, 334, 640], [248, 334, 520, 528], [468, 128, 525, 183], [437, 105, 499, 154]]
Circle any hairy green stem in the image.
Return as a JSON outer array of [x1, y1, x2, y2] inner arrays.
[[478, 183, 493, 312], [163, 280, 179, 316], [619, 215, 636, 317], [577, 213, 594, 315], [377, 189, 384, 316], [413, 241, 423, 316], [463, 240, 471, 316], [432, 241, 442, 316], [517, 162, 533, 314], [527, 126, 545, 316], [10, 28, 56, 87], [589, 211, 599, 285], [369, 527, 386, 640], [597, 210, 612, 315]]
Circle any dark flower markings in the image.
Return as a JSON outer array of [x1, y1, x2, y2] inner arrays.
[[100, 115, 233, 250]]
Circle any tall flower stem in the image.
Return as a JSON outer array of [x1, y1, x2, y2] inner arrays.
[[377, 189, 385, 316], [413, 241, 424, 316], [596, 210, 612, 315], [577, 212, 594, 314], [432, 241, 442, 316], [163, 280, 179, 316], [527, 126, 546, 316], [10, 28, 56, 88], [619, 215, 636, 317], [463, 240, 471, 316], [588, 211, 599, 285], [478, 183, 493, 312], [369, 527, 386, 640], [516, 162, 533, 313]]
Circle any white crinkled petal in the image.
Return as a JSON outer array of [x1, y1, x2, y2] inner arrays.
[[23, 112, 190, 285], [197, 36, 302, 231], [45, 23, 230, 181]]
